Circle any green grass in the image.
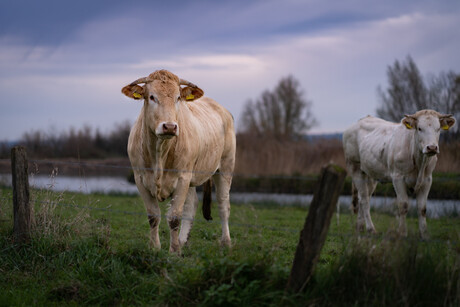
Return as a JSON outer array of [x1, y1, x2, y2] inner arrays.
[[0, 186, 459, 306]]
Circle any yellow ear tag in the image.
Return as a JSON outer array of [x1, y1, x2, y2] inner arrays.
[[186, 94, 195, 101], [404, 123, 413, 129], [442, 125, 450, 130], [133, 92, 142, 99]]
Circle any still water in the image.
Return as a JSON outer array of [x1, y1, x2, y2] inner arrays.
[[1, 174, 459, 218]]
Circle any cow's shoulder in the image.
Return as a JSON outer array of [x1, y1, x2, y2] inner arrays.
[[127, 112, 152, 170], [182, 97, 233, 126]]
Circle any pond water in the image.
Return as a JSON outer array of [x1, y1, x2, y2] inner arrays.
[[1, 174, 459, 218]]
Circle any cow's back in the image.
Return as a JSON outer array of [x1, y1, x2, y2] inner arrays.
[[343, 116, 385, 162], [175, 97, 235, 186], [344, 116, 399, 178]]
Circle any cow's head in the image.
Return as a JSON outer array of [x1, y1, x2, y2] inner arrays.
[[121, 70, 204, 139], [402, 110, 456, 156]]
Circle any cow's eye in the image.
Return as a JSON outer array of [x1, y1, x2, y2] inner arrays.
[[418, 127, 422, 132], [177, 96, 181, 101], [150, 95, 156, 102]]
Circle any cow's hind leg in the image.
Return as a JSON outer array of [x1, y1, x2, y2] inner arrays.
[[213, 172, 232, 247], [179, 187, 198, 247], [135, 176, 161, 249], [351, 182, 359, 214]]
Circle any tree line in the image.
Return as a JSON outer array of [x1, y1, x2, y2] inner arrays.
[[0, 122, 131, 159], [1, 55, 458, 160]]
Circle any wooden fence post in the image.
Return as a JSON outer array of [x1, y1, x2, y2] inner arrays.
[[11, 146, 32, 242], [286, 164, 347, 293]]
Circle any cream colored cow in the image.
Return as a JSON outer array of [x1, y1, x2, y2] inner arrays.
[[122, 70, 236, 253], [343, 110, 455, 239]]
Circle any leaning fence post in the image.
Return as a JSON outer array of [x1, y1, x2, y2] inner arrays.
[[286, 164, 347, 293], [11, 146, 32, 242]]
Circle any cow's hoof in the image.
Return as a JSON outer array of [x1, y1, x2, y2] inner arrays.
[[220, 238, 231, 248], [169, 244, 181, 254], [149, 240, 161, 250], [179, 239, 188, 247], [420, 232, 430, 241]]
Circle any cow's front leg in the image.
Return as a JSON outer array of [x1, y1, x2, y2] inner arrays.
[[393, 177, 410, 237], [135, 175, 161, 249], [353, 173, 376, 233], [416, 176, 432, 240], [167, 175, 192, 254], [178, 187, 198, 247]]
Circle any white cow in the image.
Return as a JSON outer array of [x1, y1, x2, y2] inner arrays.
[[343, 110, 455, 238], [122, 70, 236, 253]]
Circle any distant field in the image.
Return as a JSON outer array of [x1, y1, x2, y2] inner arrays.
[[0, 187, 459, 305]]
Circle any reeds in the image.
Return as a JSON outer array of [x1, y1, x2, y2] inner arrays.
[[235, 134, 346, 176]]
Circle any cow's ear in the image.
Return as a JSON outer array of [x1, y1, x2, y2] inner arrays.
[[181, 86, 204, 101], [402, 115, 416, 130], [440, 115, 456, 130], [121, 84, 145, 100]]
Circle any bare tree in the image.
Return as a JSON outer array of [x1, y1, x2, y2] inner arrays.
[[377, 57, 459, 114], [376, 55, 460, 137], [240, 75, 317, 140], [376, 55, 428, 121], [427, 72, 460, 114]]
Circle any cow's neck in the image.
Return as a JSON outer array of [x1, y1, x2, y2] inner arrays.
[[410, 133, 433, 192], [154, 137, 176, 171], [141, 121, 176, 197]]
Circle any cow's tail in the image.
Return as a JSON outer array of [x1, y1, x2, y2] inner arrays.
[[202, 179, 213, 221], [351, 181, 359, 214]]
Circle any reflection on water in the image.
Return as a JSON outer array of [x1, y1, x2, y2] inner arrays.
[[232, 193, 460, 219], [0, 174, 139, 195], [1, 174, 459, 218]]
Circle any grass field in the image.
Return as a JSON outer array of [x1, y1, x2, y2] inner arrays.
[[0, 186, 459, 306]]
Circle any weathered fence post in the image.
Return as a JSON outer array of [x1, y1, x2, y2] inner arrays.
[[286, 164, 347, 293], [11, 146, 32, 242]]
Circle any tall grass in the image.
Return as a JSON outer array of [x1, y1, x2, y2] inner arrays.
[[235, 134, 345, 176], [2, 134, 459, 177], [435, 141, 460, 173], [236, 134, 460, 176], [309, 237, 460, 306]]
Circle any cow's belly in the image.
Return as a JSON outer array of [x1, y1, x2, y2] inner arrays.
[[359, 138, 392, 182], [360, 160, 392, 182], [189, 159, 220, 187], [189, 142, 224, 186]]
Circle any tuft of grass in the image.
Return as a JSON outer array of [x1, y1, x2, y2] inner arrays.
[[306, 236, 460, 306]]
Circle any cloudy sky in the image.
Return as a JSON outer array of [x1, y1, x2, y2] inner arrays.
[[1, 0, 459, 141]]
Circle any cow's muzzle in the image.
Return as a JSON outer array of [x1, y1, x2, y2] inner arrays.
[[423, 145, 439, 156], [156, 122, 178, 138]]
